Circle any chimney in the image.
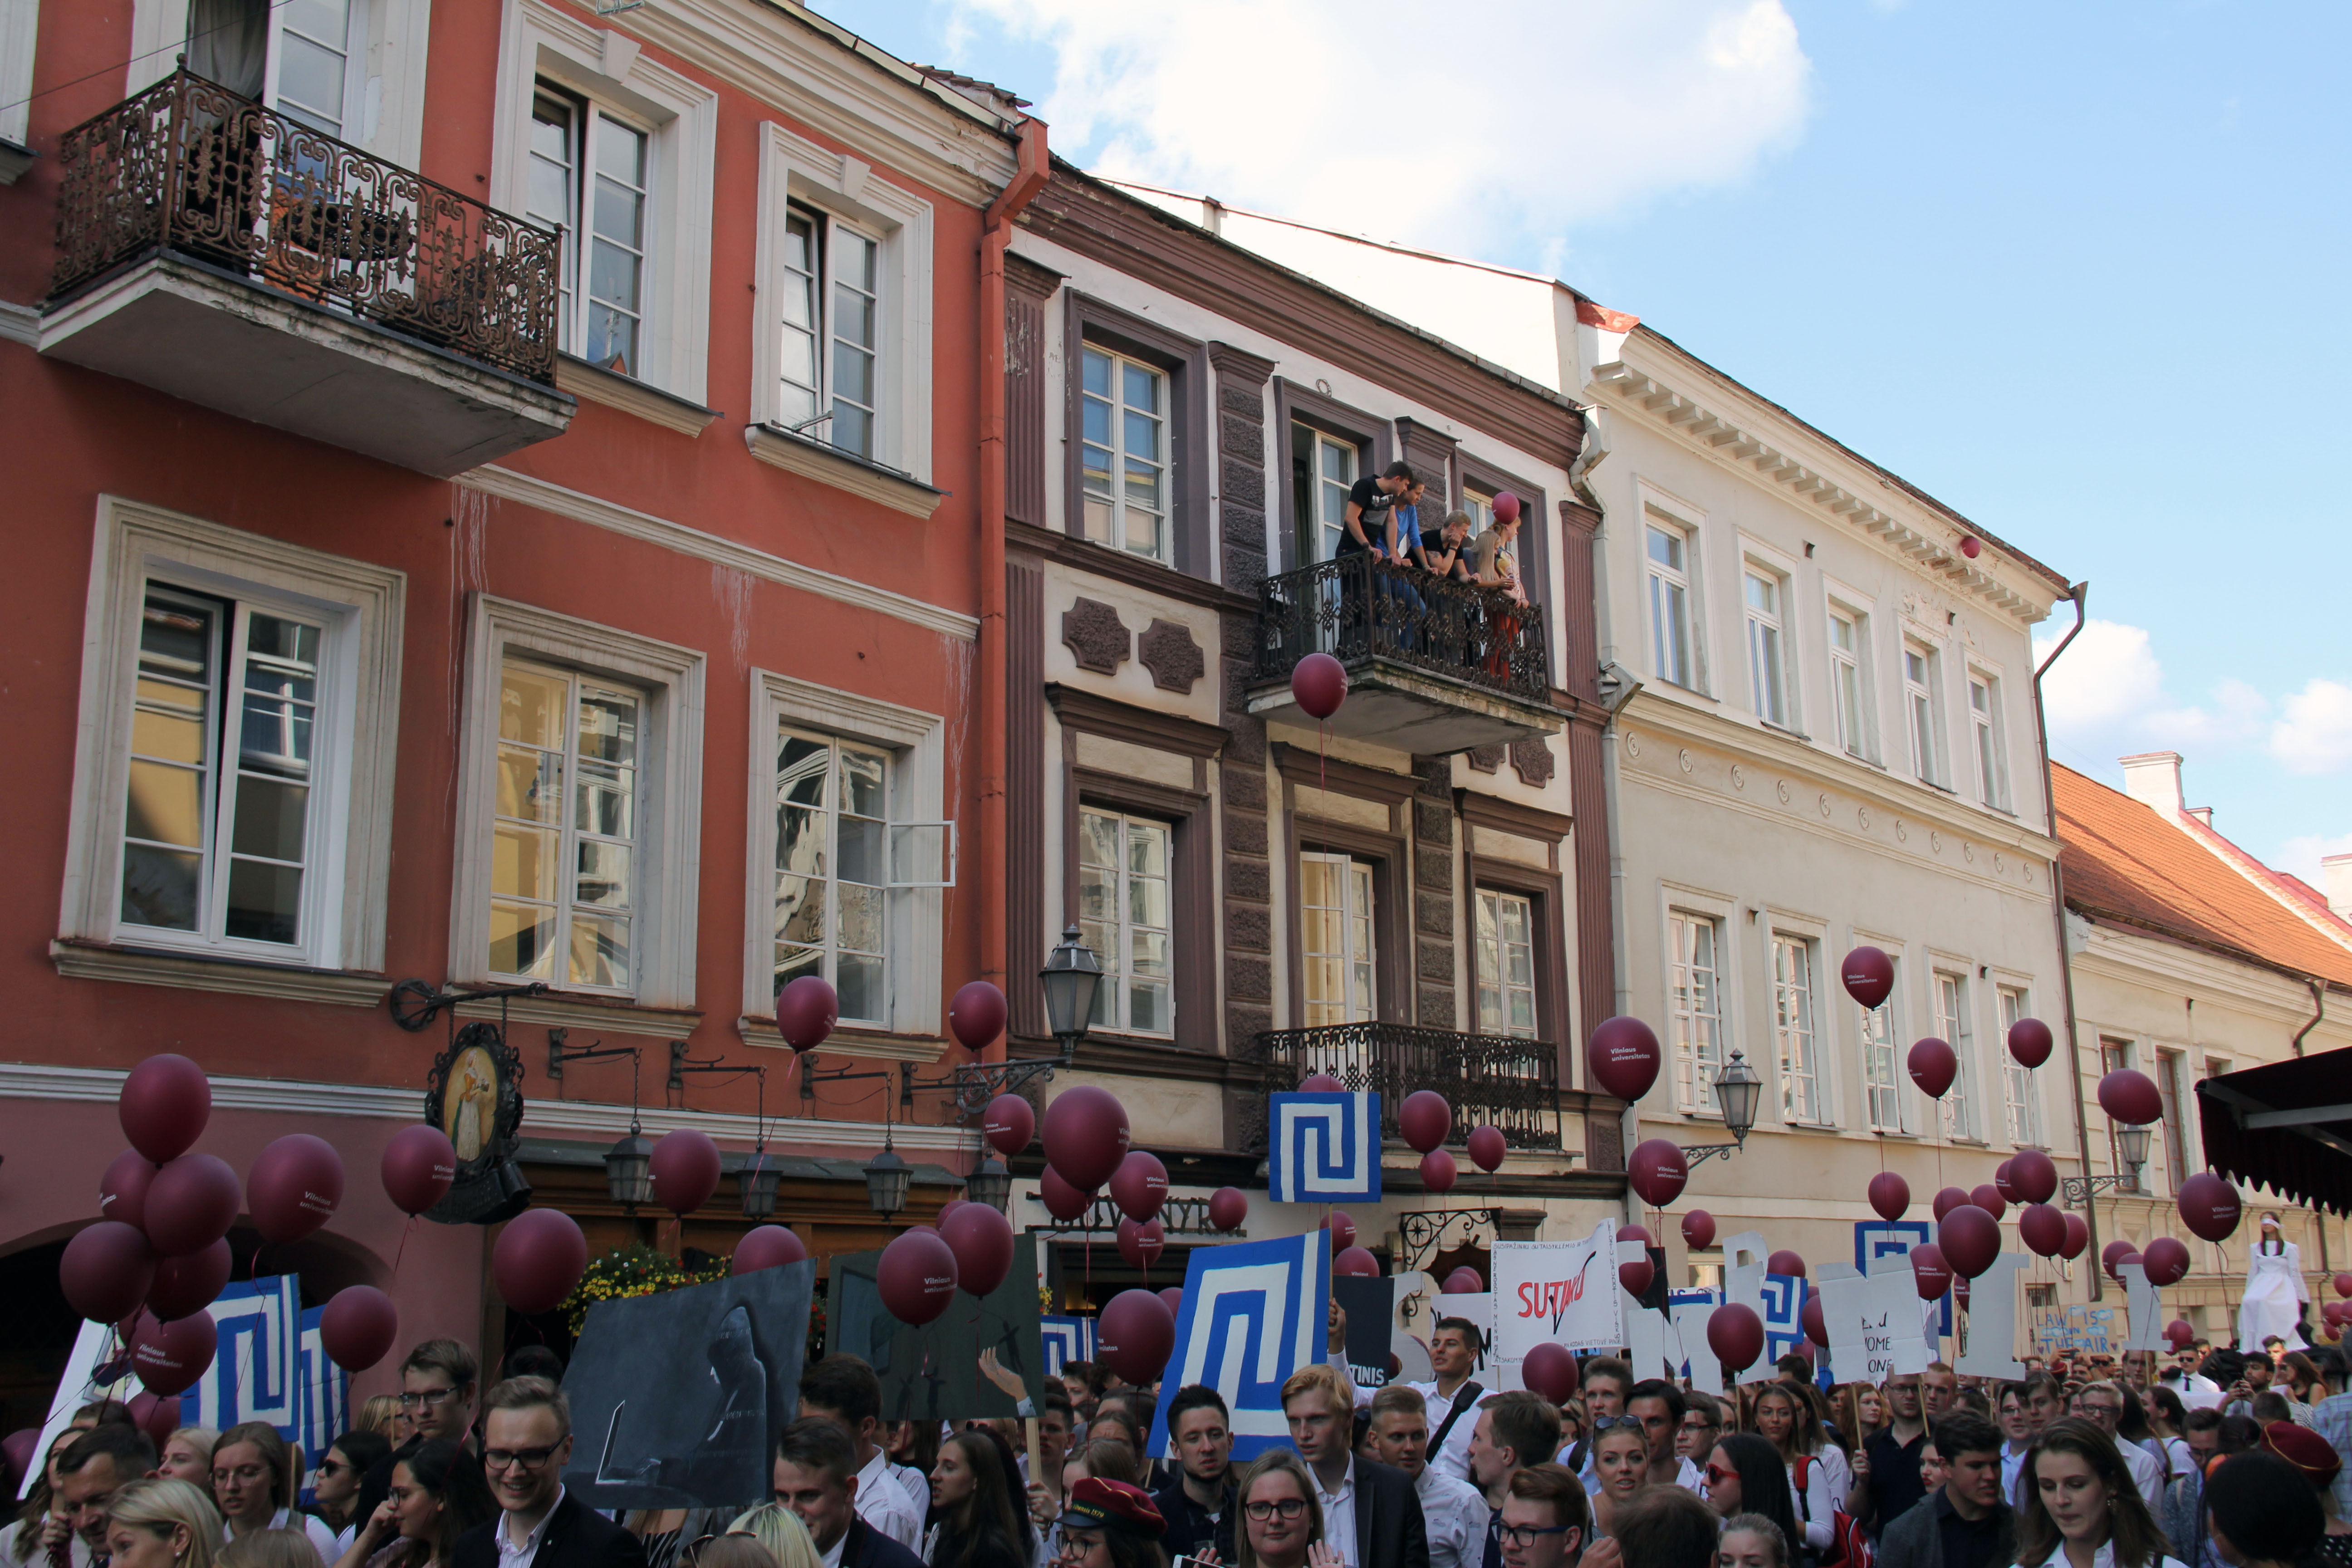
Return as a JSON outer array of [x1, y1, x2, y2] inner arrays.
[[2324, 853, 2352, 922], [2120, 752, 2185, 816]]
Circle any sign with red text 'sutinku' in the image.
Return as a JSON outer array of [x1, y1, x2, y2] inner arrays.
[[1491, 1222, 1623, 1390]]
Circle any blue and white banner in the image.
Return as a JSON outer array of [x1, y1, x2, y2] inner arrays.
[[1039, 1315, 1097, 1376], [1267, 1092, 1382, 1204], [1144, 1230, 1329, 1462], [1855, 1220, 1950, 1337], [1760, 1272, 1810, 1374], [1665, 1289, 1718, 1382]]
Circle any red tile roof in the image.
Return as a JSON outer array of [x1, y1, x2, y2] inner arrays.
[[2053, 763, 2352, 990]]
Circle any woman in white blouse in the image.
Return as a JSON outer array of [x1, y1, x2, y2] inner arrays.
[[1749, 1382, 1847, 1560]]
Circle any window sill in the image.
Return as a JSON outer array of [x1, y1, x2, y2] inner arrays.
[[555, 355, 722, 438], [744, 422, 946, 519], [0, 138, 36, 186], [1760, 720, 1813, 743], [1870, 1128, 1921, 1140], [737, 1016, 946, 1063], [447, 986, 701, 1037], [51, 939, 387, 1006], [1650, 678, 1717, 704]]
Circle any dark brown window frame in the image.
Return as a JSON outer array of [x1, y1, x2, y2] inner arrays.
[[1272, 743, 1418, 1029], [1456, 455, 1554, 635], [1274, 378, 1394, 572], [1458, 789, 1574, 1078], [1063, 292, 1213, 581]]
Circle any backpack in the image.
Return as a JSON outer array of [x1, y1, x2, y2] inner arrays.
[[1793, 1455, 1873, 1568]]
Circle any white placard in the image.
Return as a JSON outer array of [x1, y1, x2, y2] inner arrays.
[[1666, 1292, 1716, 1382], [1623, 1298, 1670, 1381], [1955, 1254, 2029, 1378], [1725, 1230, 1769, 1316], [1493, 1223, 1622, 1386], [2120, 1262, 2163, 1352], [1818, 1253, 1932, 1379]]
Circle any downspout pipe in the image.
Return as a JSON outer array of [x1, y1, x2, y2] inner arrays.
[[2033, 582, 2096, 1294], [977, 118, 1049, 1067], [2293, 976, 2331, 1282]]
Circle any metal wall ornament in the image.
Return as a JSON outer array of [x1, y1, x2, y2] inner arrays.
[[421, 1021, 529, 1224]]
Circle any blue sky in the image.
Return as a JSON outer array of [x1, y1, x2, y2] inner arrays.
[[818, 0, 2352, 881]]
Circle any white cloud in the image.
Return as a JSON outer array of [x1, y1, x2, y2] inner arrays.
[[2031, 618, 2267, 752], [2278, 831, 2352, 884], [2269, 679, 2352, 776], [945, 0, 1812, 257]]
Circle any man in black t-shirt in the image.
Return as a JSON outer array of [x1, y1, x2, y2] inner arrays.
[[1340, 461, 1416, 555]]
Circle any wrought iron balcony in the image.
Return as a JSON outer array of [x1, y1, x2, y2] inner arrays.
[[1247, 555, 1560, 754], [39, 69, 571, 475], [1248, 1021, 1562, 1152]]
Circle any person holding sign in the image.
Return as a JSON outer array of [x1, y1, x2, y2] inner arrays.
[[1406, 1321, 1489, 1487]]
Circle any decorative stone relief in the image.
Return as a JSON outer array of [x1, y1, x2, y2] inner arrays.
[[1060, 597, 1130, 675], [1509, 738, 1555, 788], [1776, 779, 1790, 804], [1730, 764, 1745, 790], [1623, 732, 1642, 759], [1818, 792, 1833, 818], [1678, 748, 1694, 774], [1857, 807, 1871, 831], [1137, 617, 1205, 693], [1466, 744, 1506, 774]]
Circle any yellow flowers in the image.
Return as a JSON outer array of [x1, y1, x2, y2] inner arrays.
[[561, 1243, 730, 1334]]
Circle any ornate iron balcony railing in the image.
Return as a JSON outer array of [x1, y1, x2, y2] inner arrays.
[[1248, 1021, 1561, 1152], [1252, 554, 1550, 703], [49, 69, 561, 384]]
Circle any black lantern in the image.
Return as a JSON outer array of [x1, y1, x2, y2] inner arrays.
[[1713, 1050, 1764, 1146], [2115, 1122, 2151, 1175], [1039, 923, 1104, 1061], [604, 1122, 653, 1209], [965, 1155, 1013, 1214], [740, 1148, 781, 1220], [864, 1136, 911, 1218]]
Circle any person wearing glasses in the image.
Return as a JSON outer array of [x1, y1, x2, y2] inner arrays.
[[313, 1434, 392, 1553], [1557, 1362, 1632, 1491], [211, 1423, 341, 1561], [1468, 1394, 1563, 1568], [356, 1344, 483, 1534], [1233, 1450, 1340, 1568], [451, 1379, 646, 1568], [333, 1438, 495, 1568], [1677, 1395, 1723, 1475], [2071, 1383, 2166, 1507], [1583, 1418, 1649, 1544], [1493, 1465, 1583, 1568], [1047, 1477, 1164, 1568], [1697, 1436, 1800, 1561]]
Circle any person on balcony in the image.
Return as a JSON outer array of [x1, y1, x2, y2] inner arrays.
[[1340, 461, 1416, 557], [1465, 509, 1527, 681], [1378, 478, 1431, 648], [1417, 511, 1474, 582]]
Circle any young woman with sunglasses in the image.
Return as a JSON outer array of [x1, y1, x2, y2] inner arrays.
[[1232, 1451, 1341, 1568], [1589, 1416, 1652, 1542], [1703, 1436, 1801, 1559]]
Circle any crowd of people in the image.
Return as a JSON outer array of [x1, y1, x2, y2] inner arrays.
[[13, 1322, 2352, 1568]]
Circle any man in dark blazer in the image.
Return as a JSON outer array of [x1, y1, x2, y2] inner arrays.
[[452, 1377, 648, 1568], [771, 1417, 924, 1568], [1283, 1362, 1431, 1568]]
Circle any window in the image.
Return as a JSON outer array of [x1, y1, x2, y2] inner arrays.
[[1969, 671, 2007, 808], [1475, 889, 1538, 1039], [2157, 1048, 2188, 1189], [1464, 490, 1495, 535], [1936, 970, 1975, 1138], [489, 660, 640, 992], [1079, 347, 1170, 562], [1999, 986, 2039, 1146], [1861, 955, 1904, 1132], [1294, 425, 1360, 563], [266, 0, 362, 141], [120, 588, 328, 954], [2026, 1283, 2057, 1309], [1079, 808, 1173, 1037], [527, 87, 652, 377], [1300, 852, 1376, 1025], [1647, 523, 1695, 687], [773, 731, 895, 1025], [1828, 606, 1871, 759], [1773, 935, 1823, 1124], [1904, 641, 1942, 785], [1744, 570, 1790, 725], [774, 206, 884, 459], [1667, 911, 1725, 1112]]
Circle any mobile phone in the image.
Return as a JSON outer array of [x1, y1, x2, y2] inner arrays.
[[1171, 1557, 1207, 1568]]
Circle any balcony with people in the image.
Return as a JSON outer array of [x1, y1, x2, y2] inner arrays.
[[38, 68, 573, 476]]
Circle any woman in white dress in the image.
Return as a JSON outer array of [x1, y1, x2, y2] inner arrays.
[[2236, 1213, 2308, 1354]]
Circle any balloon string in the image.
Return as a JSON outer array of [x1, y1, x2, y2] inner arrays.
[[393, 1215, 414, 1277]]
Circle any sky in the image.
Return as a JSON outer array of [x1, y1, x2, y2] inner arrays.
[[816, 0, 2352, 884]]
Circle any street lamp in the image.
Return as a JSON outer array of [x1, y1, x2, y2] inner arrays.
[[863, 1135, 911, 1218], [1039, 925, 1104, 1062], [740, 1148, 781, 1219], [604, 1124, 653, 1209], [2065, 1124, 2151, 1207], [965, 1155, 1013, 1214], [1680, 1050, 1764, 1169]]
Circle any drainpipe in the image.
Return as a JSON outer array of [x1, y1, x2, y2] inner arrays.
[[2293, 978, 2329, 1279], [2033, 582, 2097, 1295], [978, 118, 1049, 1056]]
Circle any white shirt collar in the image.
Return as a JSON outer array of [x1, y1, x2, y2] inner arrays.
[[500, 1488, 565, 1554], [1317, 1455, 1356, 1501]]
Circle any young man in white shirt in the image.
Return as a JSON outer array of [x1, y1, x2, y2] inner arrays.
[[798, 1357, 924, 1548], [1407, 1318, 1490, 1485], [2072, 1382, 2166, 1506], [1283, 1362, 1430, 1568], [1367, 1385, 1491, 1568], [1622, 1381, 1705, 1495]]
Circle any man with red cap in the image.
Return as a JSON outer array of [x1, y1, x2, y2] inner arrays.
[[1055, 1478, 1166, 1568]]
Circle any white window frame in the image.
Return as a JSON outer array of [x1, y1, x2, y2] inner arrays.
[[525, 87, 657, 379], [1739, 538, 1799, 730], [772, 729, 898, 1028], [1856, 935, 1906, 1133], [1968, 663, 2010, 811], [1903, 633, 1947, 788], [1998, 982, 2041, 1148], [743, 672, 950, 1045], [60, 496, 405, 973], [1663, 888, 1735, 1115], [1077, 343, 1172, 564], [262, 0, 368, 142], [1300, 851, 1377, 1026], [1, 0, 39, 151], [450, 596, 705, 1008], [1934, 965, 1978, 1140], [1078, 808, 1176, 1039], [490, 0, 716, 402], [1822, 581, 1878, 763], [753, 121, 935, 482], [1474, 887, 1540, 1041], [1771, 929, 1828, 1127], [1644, 511, 1700, 691], [1305, 429, 1360, 564]]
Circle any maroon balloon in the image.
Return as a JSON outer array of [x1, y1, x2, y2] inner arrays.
[[1619, 1255, 1655, 1297], [2140, 1236, 2191, 1288], [4, 1429, 43, 1495], [147, 1238, 230, 1321], [1932, 1186, 1971, 1222], [100, 1150, 157, 1232], [650, 1130, 722, 1216], [733, 1225, 809, 1274], [1324, 1211, 1357, 1252], [1868, 1171, 1911, 1224], [1040, 1166, 1094, 1223], [1335, 1246, 1381, 1278], [1300, 1074, 1347, 1094], [1466, 1125, 1507, 1173], [1802, 1294, 1828, 1348], [1522, 1341, 1578, 1402], [1159, 1286, 1186, 1318], [877, 1227, 958, 1326], [2060, 1210, 2090, 1260], [492, 1208, 589, 1316], [2165, 1319, 2195, 1348], [1043, 1086, 1131, 1191], [1208, 1186, 1248, 1232], [144, 1153, 240, 1259], [1707, 1303, 1766, 1372], [1490, 491, 1523, 526], [1627, 1140, 1688, 1208], [1993, 1161, 2020, 1205], [318, 1285, 398, 1371], [984, 1093, 1035, 1157], [2008, 1017, 2053, 1069], [1768, 1250, 1806, 1280], [1098, 1288, 1176, 1385], [60, 1221, 156, 1323], [247, 1133, 344, 1244], [1682, 1210, 1716, 1251], [2019, 1204, 2067, 1258], [2101, 1240, 2137, 1280], [1587, 1017, 1663, 1102], [943, 1202, 1016, 1297], [382, 1125, 458, 1216], [2097, 1069, 2162, 1127], [1109, 1151, 1169, 1224], [2009, 1149, 2059, 1205], [1841, 946, 1896, 1009], [776, 975, 838, 1052], [1911, 1244, 1953, 1300], [1419, 1148, 1458, 1194], [127, 1393, 182, 1447], [1290, 652, 1349, 720], [1970, 1184, 2006, 1223], [948, 980, 1009, 1053], [1399, 1090, 1453, 1154], [1959, 535, 1983, 559], [1442, 1266, 1485, 1294], [1117, 1217, 1166, 1270], [1939, 1205, 2000, 1279], [1908, 1039, 1958, 1099], [131, 1311, 216, 1398], [118, 1054, 211, 1165], [2336, 1272, 2352, 1301], [2177, 1172, 2241, 1242]]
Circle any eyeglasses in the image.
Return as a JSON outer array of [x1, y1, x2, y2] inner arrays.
[[1590, 1415, 1645, 1434], [1055, 1528, 1105, 1562], [1498, 1524, 1571, 1548], [396, 1388, 461, 1410], [482, 1445, 562, 1471], [1680, 1419, 1719, 1433], [1705, 1464, 1736, 1485], [1243, 1499, 1308, 1522], [314, 1460, 349, 1479]]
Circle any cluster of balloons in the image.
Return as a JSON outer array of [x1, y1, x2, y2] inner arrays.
[[2322, 1274, 2352, 1338]]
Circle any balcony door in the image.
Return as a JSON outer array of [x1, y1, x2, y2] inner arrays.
[[189, 0, 366, 142], [1299, 851, 1376, 1027]]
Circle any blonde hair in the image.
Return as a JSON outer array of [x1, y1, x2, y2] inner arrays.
[[213, 1425, 302, 1513], [1278, 1362, 1355, 1421], [104, 1480, 222, 1568], [216, 1529, 321, 1568], [356, 1396, 402, 1440], [1235, 1450, 1324, 1568], [724, 1506, 822, 1568]]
